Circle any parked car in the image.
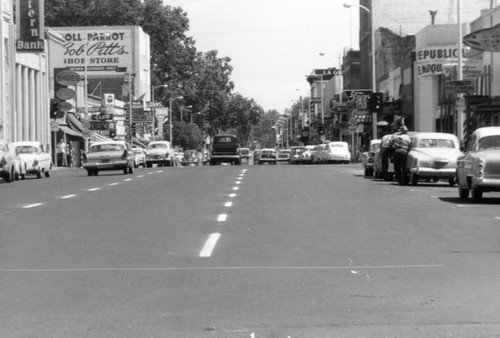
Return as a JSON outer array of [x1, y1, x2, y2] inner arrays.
[[253, 149, 261, 165], [324, 141, 351, 164], [82, 141, 135, 176], [402, 132, 462, 186], [257, 148, 277, 165], [456, 126, 500, 202], [146, 141, 175, 167], [276, 149, 291, 162], [132, 147, 146, 168], [12, 141, 52, 179], [239, 147, 250, 162], [301, 145, 316, 164], [0, 140, 23, 182], [183, 149, 199, 166], [361, 139, 381, 176], [289, 146, 305, 164]]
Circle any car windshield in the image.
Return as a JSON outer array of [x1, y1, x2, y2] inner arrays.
[[418, 138, 456, 148], [133, 149, 143, 154], [478, 135, 500, 150], [149, 143, 168, 149], [262, 150, 274, 154], [16, 146, 37, 154], [89, 143, 124, 153], [215, 137, 235, 143]]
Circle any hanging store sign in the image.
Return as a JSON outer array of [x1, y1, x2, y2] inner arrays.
[[16, 0, 45, 52], [463, 23, 500, 52]]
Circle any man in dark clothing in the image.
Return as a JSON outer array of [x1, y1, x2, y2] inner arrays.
[[391, 126, 411, 184]]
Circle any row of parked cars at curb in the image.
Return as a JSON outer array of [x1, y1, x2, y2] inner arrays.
[[0, 140, 52, 183], [288, 142, 352, 165], [360, 126, 500, 203]]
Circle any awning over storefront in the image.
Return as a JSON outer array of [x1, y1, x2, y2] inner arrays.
[[66, 113, 83, 132], [59, 125, 82, 138]]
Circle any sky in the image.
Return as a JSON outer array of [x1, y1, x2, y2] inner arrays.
[[164, 0, 360, 113]]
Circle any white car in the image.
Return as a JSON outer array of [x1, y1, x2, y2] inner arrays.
[[12, 141, 52, 179], [0, 140, 24, 182], [146, 141, 175, 167], [403, 132, 463, 186], [132, 147, 146, 168], [324, 141, 351, 164], [82, 141, 135, 176]]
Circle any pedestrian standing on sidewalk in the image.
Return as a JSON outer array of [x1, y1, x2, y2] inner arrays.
[[57, 138, 68, 167]]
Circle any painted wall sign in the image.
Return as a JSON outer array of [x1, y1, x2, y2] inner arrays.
[[16, 0, 45, 52]]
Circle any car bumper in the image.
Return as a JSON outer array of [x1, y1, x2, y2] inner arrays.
[[409, 167, 455, 177], [471, 177, 500, 190], [83, 160, 128, 170]]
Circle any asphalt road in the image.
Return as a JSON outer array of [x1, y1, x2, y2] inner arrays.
[[2, 162, 500, 337]]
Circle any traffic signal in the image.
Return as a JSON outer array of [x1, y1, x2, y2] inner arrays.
[[317, 124, 324, 135], [373, 92, 384, 113], [109, 129, 116, 139], [49, 99, 65, 119], [131, 122, 136, 135]]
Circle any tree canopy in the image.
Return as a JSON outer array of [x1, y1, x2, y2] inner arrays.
[[44, 0, 269, 147]]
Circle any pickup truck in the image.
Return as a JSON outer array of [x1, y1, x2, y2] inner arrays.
[[210, 134, 241, 165]]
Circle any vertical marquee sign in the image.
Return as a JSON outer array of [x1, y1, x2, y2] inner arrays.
[[16, 0, 45, 52]]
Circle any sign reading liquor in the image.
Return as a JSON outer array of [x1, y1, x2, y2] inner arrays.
[[16, 0, 45, 52]]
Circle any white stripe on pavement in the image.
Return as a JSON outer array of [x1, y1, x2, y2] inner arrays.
[[199, 233, 221, 257], [23, 203, 43, 209]]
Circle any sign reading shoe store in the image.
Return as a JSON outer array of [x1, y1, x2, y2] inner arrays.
[[16, 0, 45, 52]]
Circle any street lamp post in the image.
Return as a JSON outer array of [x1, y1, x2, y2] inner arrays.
[[169, 96, 183, 146], [151, 84, 168, 142], [344, 2, 377, 139]]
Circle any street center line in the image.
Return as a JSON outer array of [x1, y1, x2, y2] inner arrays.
[[88, 188, 101, 191], [199, 233, 221, 257], [224, 201, 233, 207], [229, 193, 236, 198], [23, 203, 43, 209], [217, 214, 227, 222], [109, 183, 118, 186], [124, 178, 132, 182], [232, 187, 239, 191], [61, 194, 76, 199]]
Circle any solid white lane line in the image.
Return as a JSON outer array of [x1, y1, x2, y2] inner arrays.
[[60, 194, 76, 199], [88, 188, 101, 191], [23, 203, 43, 209], [199, 233, 221, 257], [217, 214, 227, 222], [224, 201, 233, 207], [0, 264, 443, 273]]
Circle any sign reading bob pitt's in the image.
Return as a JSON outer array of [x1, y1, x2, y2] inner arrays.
[[16, 0, 45, 52], [51, 26, 149, 73]]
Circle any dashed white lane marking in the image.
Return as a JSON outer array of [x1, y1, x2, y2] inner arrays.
[[224, 201, 233, 207], [148, 172, 154, 175], [23, 203, 43, 209], [137, 175, 144, 178], [217, 214, 228, 222], [235, 181, 241, 185], [232, 187, 239, 191], [156, 170, 163, 173], [124, 178, 132, 182], [109, 183, 118, 186], [60, 194, 76, 199], [199, 233, 221, 257], [229, 193, 236, 198], [88, 188, 101, 192]]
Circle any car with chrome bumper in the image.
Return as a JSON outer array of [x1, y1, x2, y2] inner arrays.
[[0, 140, 23, 182], [146, 141, 175, 167], [403, 132, 462, 186], [456, 126, 500, 202], [82, 141, 135, 176], [257, 148, 277, 165], [12, 141, 51, 179]]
